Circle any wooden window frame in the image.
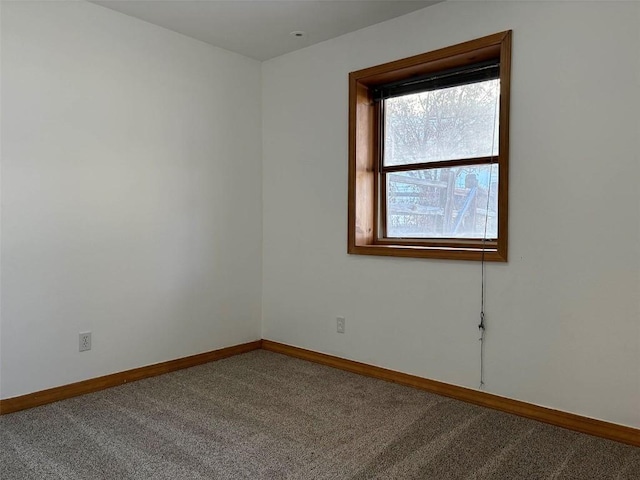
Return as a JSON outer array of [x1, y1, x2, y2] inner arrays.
[[348, 31, 512, 261]]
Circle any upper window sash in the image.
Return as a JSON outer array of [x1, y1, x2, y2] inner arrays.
[[382, 78, 501, 167]]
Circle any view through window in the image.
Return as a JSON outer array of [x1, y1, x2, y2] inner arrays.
[[382, 78, 500, 239]]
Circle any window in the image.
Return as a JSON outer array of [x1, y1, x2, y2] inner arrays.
[[348, 31, 511, 261]]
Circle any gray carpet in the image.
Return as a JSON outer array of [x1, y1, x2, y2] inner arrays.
[[1, 350, 638, 479]]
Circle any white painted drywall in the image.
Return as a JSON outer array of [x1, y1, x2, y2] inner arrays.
[[1, 1, 262, 398], [262, 1, 640, 428]]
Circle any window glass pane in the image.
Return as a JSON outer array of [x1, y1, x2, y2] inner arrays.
[[386, 165, 498, 239], [384, 79, 500, 166]]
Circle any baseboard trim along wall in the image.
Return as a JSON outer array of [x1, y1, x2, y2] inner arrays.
[[261, 340, 640, 447], [2, 338, 637, 447], [0, 340, 263, 415]]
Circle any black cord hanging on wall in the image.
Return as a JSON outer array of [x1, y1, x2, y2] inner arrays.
[[478, 80, 500, 389]]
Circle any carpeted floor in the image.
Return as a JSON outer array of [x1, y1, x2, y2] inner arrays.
[[1, 350, 638, 479]]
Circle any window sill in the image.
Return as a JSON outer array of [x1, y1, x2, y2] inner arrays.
[[348, 244, 507, 262]]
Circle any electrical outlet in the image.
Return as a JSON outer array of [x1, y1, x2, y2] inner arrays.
[[79, 332, 91, 352], [337, 317, 345, 334]]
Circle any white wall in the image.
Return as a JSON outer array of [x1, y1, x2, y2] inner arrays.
[[262, 1, 640, 428], [1, 1, 262, 398]]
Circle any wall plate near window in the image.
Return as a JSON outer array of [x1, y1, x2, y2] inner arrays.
[[348, 31, 512, 261]]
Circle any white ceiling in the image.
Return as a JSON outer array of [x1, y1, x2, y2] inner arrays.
[[91, 1, 440, 61]]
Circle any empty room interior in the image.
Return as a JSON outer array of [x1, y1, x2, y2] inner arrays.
[[1, 0, 639, 478]]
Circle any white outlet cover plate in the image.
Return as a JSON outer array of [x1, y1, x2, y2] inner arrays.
[[79, 332, 92, 352]]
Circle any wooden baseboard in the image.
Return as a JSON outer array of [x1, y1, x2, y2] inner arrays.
[[262, 339, 640, 447], [3, 338, 637, 447], [0, 340, 262, 415]]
